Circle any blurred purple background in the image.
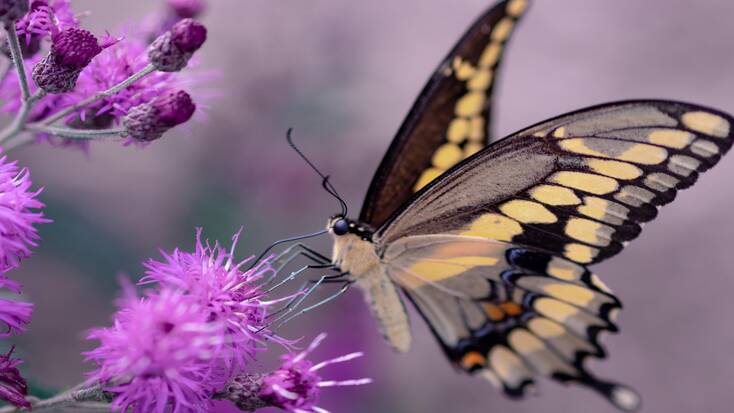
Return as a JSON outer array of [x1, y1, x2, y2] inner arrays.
[[8, 1, 734, 412]]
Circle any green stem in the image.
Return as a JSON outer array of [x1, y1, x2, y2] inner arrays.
[[3, 23, 30, 101], [40, 63, 156, 126], [0, 384, 109, 412], [23, 125, 127, 140]]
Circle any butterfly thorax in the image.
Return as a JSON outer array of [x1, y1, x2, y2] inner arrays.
[[327, 216, 412, 352]]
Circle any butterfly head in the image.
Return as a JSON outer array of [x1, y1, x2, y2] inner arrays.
[[327, 215, 373, 240]]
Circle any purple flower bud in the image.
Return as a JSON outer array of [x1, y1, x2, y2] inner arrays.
[[123, 90, 195, 141], [0, 347, 30, 410], [148, 18, 206, 72], [167, 0, 205, 19], [32, 27, 104, 93], [0, 0, 29, 26]]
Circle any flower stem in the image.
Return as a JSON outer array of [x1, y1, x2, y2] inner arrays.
[[0, 89, 46, 143], [40, 63, 156, 126], [0, 384, 109, 412], [3, 23, 30, 101], [24, 124, 127, 139]]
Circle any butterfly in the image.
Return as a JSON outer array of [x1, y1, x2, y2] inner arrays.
[[309, 0, 733, 410]]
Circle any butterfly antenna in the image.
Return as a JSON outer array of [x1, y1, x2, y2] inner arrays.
[[286, 128, 348, 216]]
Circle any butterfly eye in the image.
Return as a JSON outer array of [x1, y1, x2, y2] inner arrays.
[[332, 219, 349, 235]]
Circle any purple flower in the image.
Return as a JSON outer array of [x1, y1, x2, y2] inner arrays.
[[167, 0, 206, 19], [2, 0, 79, 58], [123, 89, 195, 141], [32, 27, 107, 93], [0, 347, 30, 409], [86, 285, 227, 413], [140, 229, 291, 374], [0, 0, 29, 25], [0, 153, 47, 273], [148, 18, 207, 72], [219, 334, 371, 413], [0, 295, 32, 337]]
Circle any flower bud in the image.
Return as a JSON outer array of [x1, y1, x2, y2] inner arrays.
[[123, 90, 195, 141], [32, 27, 103, 93], [148, 18, 206, 72], [0, 0, 29, 26]]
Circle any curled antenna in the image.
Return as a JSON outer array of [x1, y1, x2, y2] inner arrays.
[[287, 128, 348, 217]]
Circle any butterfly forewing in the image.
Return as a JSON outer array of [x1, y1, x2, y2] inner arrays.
[[376, 100, 734, 265], [359, 0, 530, 228]]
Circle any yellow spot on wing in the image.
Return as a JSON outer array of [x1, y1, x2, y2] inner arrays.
[[506, 0, 528, 17], [479, 42, 502, 68], [550, 171, 618, 195], [533, 298, 580, 324], [563, 243, 599, 263], [565, 218, 613, 246], [491, 18, 514, 42], [468, 116, 485, 141], [586, 159, 642, 180], [408, 256, 499, 281], [552, 127, 566, 138], [529, 184, 581, 206], [648, 129, 694, 149], [413, 167, 443, 192], [543, 283, 595, 307], [578, 196, 629, 225], [462, 213, 523, 242], [682, 111, 730, 138], [447, 118, 469, 143], [468, 69, 492, 91], [499, 199, 558, 224], [527, 316, 566, 338], [464, 143, 483, 158], [432, 143, 462, 169], [455, 92, 486, 117], [617, 143, 668, 164], [489, 346, 531, 387], [546, 257, 583, 281]]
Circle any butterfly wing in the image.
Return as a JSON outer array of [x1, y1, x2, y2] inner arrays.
[[377, 100, 734, 265], [359, 0, 529, 228], [383, 234, 640, 411]]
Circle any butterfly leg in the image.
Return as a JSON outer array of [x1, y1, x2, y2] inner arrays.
[[274, 281, 353, 329], [266, 273, 348, 325], [265, 243, 335, 286]]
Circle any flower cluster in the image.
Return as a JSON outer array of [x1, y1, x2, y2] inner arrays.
[[86, 231, 369, 413], [0, 0, 207, 148], [0, 150, 45, 408]]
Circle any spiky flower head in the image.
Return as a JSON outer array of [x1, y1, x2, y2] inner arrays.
[[123, 89, 195, 141], [140, 229, 290, 374], [0, 0, 29, 26], [0, 276, 32, 336], [32, 27, 106, 93], [86, 285, 227, 413], [0, 347, 30, 409], [148, 18, 207, 72], [167, 0, 206, 19], [0, 153, 47, 273], [219, 334, 371, 412], [0, 0, 78, 58]]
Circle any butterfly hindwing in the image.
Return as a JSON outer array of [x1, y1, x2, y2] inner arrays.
[[382, 234, 640, 411], [376, 100, 734, 265], [359, 0, 529, 228]]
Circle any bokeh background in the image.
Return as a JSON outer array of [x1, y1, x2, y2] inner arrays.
[[6, 0, 734, 412]]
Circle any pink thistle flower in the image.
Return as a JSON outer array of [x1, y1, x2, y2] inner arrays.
[[0, 275, 33, 335], [0, 152, 47, 273], [140, 229, 292, 375], [0, 347, 30, 409], [13, 0, 78, 54], [220, 334, 371, 413], [86, 285, 227, 413]]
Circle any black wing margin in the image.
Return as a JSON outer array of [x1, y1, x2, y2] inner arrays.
[[360, 0, 530, 228]]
